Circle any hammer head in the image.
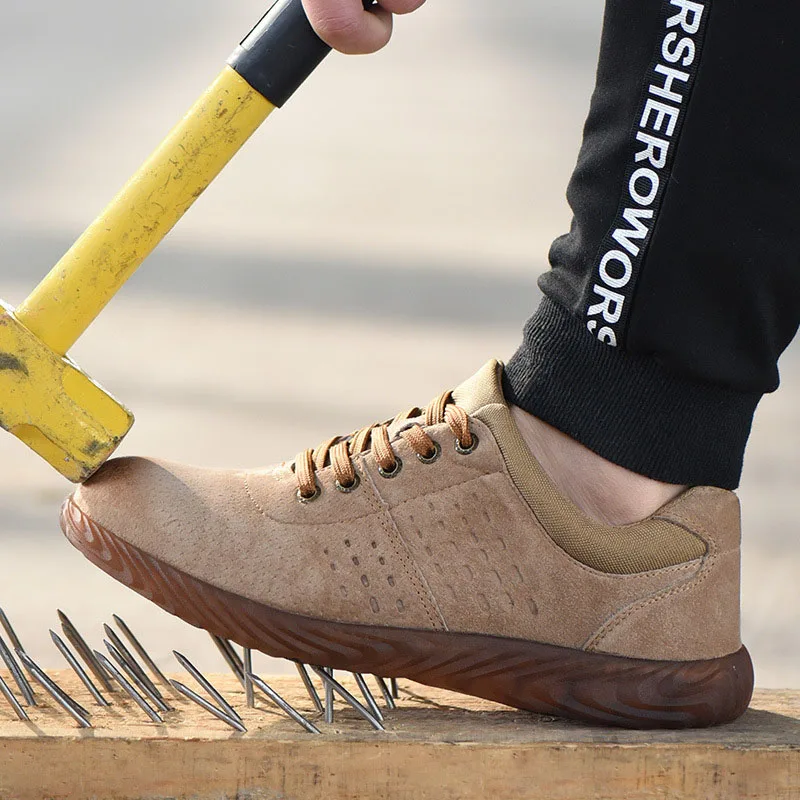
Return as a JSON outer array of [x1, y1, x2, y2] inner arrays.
[[0, 303, 133, 482]]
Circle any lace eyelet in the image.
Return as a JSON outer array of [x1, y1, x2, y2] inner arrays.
[[296, 485, 322, 504], [455, 433, 479, 455], [378, 457, 403, 479], [416, 440, 441, 465], [335, 474, 361, 494]]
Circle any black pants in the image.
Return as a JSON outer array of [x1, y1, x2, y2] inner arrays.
[[504, 0, 800, 490]]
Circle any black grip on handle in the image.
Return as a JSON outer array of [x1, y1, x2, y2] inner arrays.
[[229, 0, 376, 108]]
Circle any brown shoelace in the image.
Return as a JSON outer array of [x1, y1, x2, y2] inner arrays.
[[293, 391, 475, 501]]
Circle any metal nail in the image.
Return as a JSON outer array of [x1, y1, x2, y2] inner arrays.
[[374, 676, 396, 710], [16, 651, 91, 728], [50, 630, 109, 707], [323, 668, 335, 724], [112, 615, 171, 689], [354, 673, 383, 722], [0, 674, 29, 721], [104, 624, 167, 707], [172, 651, 241, 723], [244, 649, 254, 709], [58, 611, 115, 693], [209, 634, 246, 687], [248, 673, 321, 735], [311, 667, 384, 731], [16, 649, 91, 719], [94, 651, 163, 724], [391, 678, 399, 699], [170, 679, 246, 733], [104, 640, 171, 713], [294, 662, 324, 713], [0, 608, 24, 652], [0, 632, 36, 707], [0, 608, 36, 687]]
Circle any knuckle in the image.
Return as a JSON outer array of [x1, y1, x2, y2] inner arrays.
[[313, 10, 363, 41]]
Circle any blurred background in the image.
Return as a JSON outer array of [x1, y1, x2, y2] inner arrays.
[[0, 0, 797, 686]]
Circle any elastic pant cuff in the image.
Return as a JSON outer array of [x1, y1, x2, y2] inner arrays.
[[503, 298, 761, 490]]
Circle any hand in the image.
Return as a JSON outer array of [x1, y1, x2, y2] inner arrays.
[[302, 0, 426, 55]]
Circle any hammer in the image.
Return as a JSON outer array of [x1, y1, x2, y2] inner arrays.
[[0, 0, 367, 482]]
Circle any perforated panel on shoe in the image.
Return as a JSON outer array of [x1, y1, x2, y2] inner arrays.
[[320, 534, 413, 620], [241, 465, 444, 630], [389, 471, 703, 648]]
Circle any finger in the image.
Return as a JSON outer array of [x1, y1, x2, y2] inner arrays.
[[376, 0, 426, 15], [302, 0, 394, 55]]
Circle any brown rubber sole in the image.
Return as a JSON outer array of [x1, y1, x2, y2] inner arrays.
[[61, 497, 754, 729]]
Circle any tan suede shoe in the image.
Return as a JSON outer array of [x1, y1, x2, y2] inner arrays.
[[61, 360, 753, 728]]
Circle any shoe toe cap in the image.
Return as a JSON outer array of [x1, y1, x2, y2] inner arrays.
[[67, 456, 223, 557], [73, 456, 176, 526]]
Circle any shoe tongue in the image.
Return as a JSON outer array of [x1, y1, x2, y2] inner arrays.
[[386, 360, 506, 441], [451, 359, 507, 414]]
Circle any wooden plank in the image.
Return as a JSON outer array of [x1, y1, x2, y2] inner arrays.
[[0, 672, 797, 800]]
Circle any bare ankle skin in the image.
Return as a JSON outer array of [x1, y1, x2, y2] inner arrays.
[[510, 406, 688, 526]]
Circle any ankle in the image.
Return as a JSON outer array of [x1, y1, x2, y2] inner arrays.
[[510, 406, 687, 526]]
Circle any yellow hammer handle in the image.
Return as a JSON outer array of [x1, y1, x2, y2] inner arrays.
[[16, 67, 274, 355]]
